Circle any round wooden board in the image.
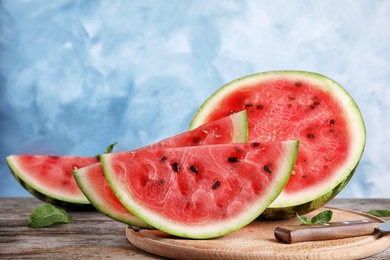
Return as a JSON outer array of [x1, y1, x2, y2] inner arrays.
[[126, 207, 390, 260]]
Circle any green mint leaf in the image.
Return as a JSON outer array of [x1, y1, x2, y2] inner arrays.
[[95, 142, 118, 159], [366, 210, 390, 217], [296, 213, 311, 225], [296, 210, 333, 225], [310, 210, 333, 224], [28, 204, 72, 228], [105, 142, 118, 154]]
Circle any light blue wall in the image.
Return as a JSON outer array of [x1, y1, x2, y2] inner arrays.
[[1, 0, 389, 198]]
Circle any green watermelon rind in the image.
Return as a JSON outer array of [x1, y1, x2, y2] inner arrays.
[[72, 164, 154, 228], [228, 109, 249, 143], [6, 156, 91, 207], [261, 165, 358, 219], [190, 70, 366, 218], [101, 140, 299, 239]]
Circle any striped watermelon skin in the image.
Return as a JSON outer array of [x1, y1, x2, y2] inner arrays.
[[6, 155, 98, 207]]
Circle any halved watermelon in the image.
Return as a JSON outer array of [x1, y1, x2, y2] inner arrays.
[[6, 155, 98, 207], [100, 140, 299, 239], [189, 70, 366, 219], [73, 111, 248, 226]]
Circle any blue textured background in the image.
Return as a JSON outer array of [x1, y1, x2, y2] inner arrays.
[[1, 0, 389, 198]]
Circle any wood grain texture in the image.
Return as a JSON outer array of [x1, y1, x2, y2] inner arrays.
[[0, 198, 389, 259], [126, 207, 390, 260], [0, 198, 163, 259]]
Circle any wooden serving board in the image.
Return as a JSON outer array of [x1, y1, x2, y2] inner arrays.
[[126, 207, 390, 260]]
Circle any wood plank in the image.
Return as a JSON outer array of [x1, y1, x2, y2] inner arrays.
[[0, 197, 389, 259], [328, 198, 390, 224], [0, 198, 164, 259]]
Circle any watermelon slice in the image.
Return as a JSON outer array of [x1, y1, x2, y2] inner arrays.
[[72, 111, 248, 226], [6, 155, 98, 207], [189, 70, 366, 219], [100, 140, 299, 239], [6, 110, 247, 211]]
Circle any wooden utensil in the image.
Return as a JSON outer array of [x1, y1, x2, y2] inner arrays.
[[275, 219, 390, 243]]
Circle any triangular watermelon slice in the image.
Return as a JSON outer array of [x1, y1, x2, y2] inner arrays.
[[100, 140, 299, 239], [73, 110, 248, 226], [6, 155, 98, 206]]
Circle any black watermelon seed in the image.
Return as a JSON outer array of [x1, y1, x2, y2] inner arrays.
[[189, 165, 199, 174], [229, 110, 236, 114], [211, 180, 221, 190], [264, 165, 272, 174], [193, 137, 201, 143], [172, 162, 180, 172], [295, 82, 302, 86], [256, 105, 263, 109], [330, 119, 335, 125], [251, 142, 260, 147], [228, 157, 239, 163], [160, 156, 167, 162], [245, 103, 253, 107], [307, 133, 314, 139]]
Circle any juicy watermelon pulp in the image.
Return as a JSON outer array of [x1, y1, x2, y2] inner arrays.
[[190, 71, 366, 219], [72, 110, 248, 226], [100, 140, 299, 239], [6, 155, 98, 206]]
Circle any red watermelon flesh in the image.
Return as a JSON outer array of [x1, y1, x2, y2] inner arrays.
[[190, 71, 366, 218], [73, 110, 248, 226], [6, 155, 98, 206], [203, 80, 349, 193], [100, 141, 298, 239]]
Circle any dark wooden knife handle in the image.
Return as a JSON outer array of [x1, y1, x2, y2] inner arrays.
[[274, 219, 380, 244]]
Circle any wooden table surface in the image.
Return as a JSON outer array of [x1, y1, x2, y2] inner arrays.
[[0, 197, 389, 259]]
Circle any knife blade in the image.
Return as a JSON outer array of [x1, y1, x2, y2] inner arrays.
[[274, 219, 390, 244]]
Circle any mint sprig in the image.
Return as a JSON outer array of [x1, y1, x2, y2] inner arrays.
[[296, 210, 333, 225], [28, 204, 72, 228], [366, 209, 390, 217], [95, 142, 118, 159], [105, 141, 118, 154]]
